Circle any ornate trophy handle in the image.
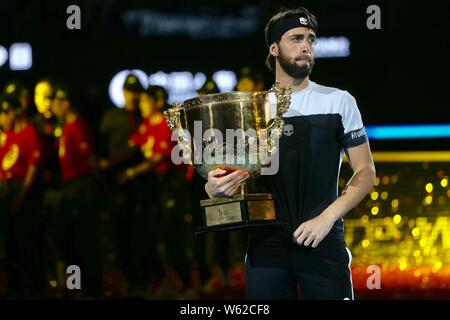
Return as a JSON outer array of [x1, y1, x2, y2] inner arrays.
[[265, 82, 292, 155], [163, 103, 192, 163]]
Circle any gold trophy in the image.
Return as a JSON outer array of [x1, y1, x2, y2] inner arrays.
[[164, 82, 291, 233]]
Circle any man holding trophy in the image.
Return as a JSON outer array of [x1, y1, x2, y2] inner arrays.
[[166, 7, 376, 299]]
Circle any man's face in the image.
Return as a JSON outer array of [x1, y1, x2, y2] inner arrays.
[[123, 89, 141, 111], [34, 81, 53, 115], [272, 27, 316, 79]]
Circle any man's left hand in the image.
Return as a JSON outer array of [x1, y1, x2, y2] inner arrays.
[[293, 212, 336, 248]]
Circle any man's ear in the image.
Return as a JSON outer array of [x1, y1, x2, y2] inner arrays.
[[269, 43, 279, 57]]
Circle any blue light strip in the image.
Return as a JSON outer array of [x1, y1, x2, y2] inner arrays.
[[366, 124, 450, 140]]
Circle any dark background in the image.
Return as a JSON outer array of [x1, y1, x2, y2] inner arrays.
[[1, 0, 449, 127]]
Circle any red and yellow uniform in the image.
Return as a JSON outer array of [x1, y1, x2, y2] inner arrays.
[[128, 113, 174, 173], [59, 117, 94, 183], [0, 124, 42, 181], [0, 130, 12, 181]]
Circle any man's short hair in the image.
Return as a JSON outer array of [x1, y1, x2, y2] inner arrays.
[[264, 7, 318, 72]]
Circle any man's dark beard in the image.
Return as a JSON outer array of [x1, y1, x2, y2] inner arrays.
[[278, 49, 315, 80]]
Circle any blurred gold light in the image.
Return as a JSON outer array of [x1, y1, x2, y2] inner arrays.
[[380, 191, 388, 200], [393, 214, 402, 224], [413, 250, 421, 258], [206, 82, 215, 90], [441, 178, 448, 188], [382, 176, 390, 185], [371, 207, 379, 215], [49, 280, 57, 288], [362, 239, 370, 248], [425, 183, 433, 193], [165, 198, 175, 208], [54, 127, 62, 138], [371, 192, 379, 201], [419, 239, 427, 247], [375, 227, 383, 239], [398, 257, 408, 271], [391, 175, 399, 184], [184, 214, 193, 223], [423, 195, 433, 206], [412, 227, 420, 238], [374, 177, 380, 186], [414, 270, 421, 277], [361, 215, 369, 224]]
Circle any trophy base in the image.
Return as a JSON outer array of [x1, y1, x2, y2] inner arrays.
[[197, 193, 285, 234]]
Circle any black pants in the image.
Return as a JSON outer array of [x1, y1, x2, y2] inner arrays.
[[245, 242, 354, 300]]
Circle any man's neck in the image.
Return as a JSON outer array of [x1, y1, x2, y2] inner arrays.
[[275, 68, 310, 93]]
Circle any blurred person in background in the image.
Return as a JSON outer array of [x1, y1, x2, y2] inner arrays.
[[151, 85, 170, 113], [29, 79, 65, 295], [99, 73, 142, 172], [0, 93, 45, 298], [120, 85, 195, 297]]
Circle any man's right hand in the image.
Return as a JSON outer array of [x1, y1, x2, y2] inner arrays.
[[205, 169, 250, 198]]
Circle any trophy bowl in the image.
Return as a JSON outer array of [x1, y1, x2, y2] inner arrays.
[[164, 82, 291, 233]]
